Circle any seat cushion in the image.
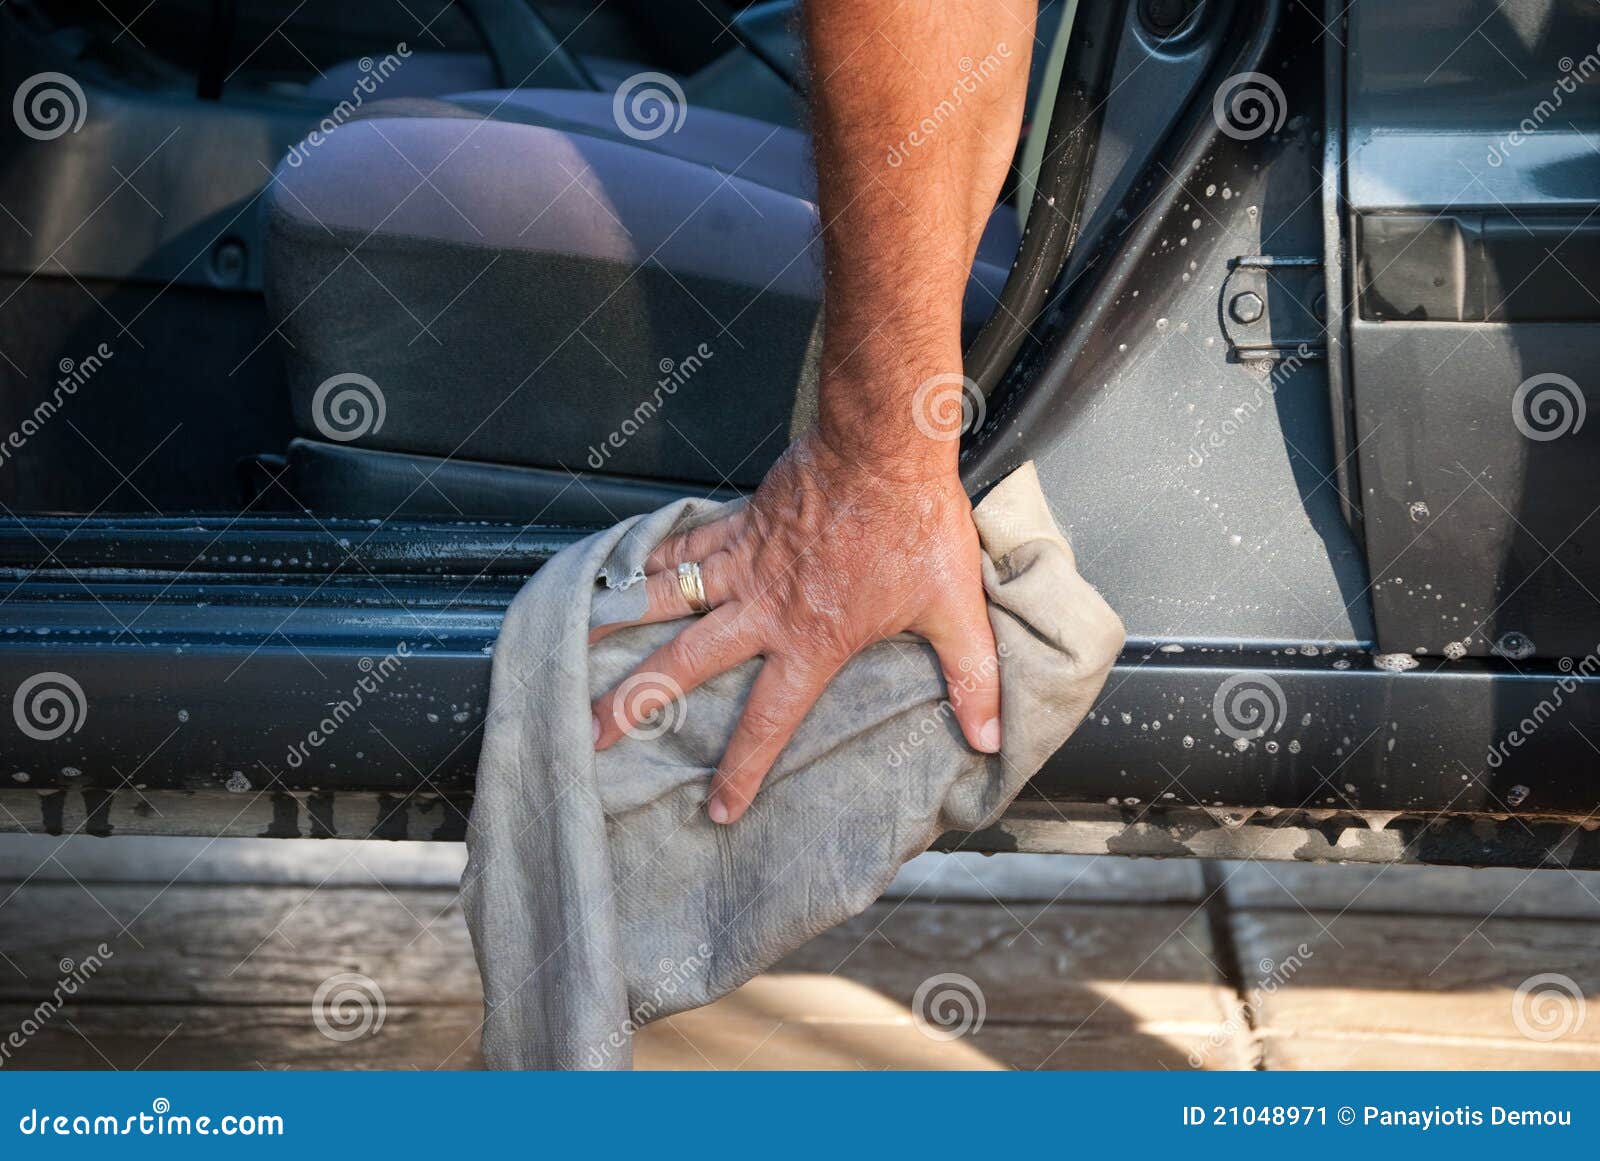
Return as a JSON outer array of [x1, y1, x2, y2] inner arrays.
[[304, 53, 499, 104], [301, 51, 646, 105], [267, 115, 822, 486], [449, 89, 1020, 274], [264, 97, 1017, 490]]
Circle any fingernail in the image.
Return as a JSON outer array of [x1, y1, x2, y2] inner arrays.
[[977, 718, 1001, 753], [707, 795, 730, 825], [592, 714, 602, 746]]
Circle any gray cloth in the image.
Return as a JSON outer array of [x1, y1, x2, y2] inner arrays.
[[462, 461, 1124, 1069]]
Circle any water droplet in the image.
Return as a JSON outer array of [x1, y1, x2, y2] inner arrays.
[[1493, 632, 1534, 660]]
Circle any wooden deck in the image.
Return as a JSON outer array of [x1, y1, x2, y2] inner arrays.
[[1, 837, 1596, 1070]]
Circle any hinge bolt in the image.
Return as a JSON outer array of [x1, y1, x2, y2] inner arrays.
[[1229, 291, 1264, 324]]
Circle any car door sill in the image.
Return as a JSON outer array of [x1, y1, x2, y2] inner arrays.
[[2, 516, 1595, 859]]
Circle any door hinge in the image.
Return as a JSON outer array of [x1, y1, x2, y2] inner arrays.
[[1220, 255, 1326, 360]]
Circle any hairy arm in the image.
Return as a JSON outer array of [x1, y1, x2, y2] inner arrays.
[[594, 0, 1037, 825], [806, 0, 1033, 461]]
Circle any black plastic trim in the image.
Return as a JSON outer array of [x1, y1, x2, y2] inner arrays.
[[0, 556, 1594, 831]]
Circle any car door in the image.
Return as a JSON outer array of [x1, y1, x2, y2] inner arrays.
[[4, 0, 1598, 871]]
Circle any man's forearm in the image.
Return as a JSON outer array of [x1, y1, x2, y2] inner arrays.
[[593, 2, 1026, 817], [803, 0, 1035, 469]]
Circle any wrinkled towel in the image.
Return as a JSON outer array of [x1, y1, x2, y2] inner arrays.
[[463, 461, 1123, 1068]]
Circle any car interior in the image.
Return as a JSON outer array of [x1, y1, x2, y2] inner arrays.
[[0, 0, 1068, 523]]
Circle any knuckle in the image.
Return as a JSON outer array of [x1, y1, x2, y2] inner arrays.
[[703, 552, 740, 598], [663, 633, 703, 675], [739, 700, 792, 740], [646, 572, 675, 611], [651, 535, 682, 566]]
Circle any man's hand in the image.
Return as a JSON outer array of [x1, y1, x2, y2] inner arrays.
[[594, 0, 1033, 823], [592, 424, 1000, 825]]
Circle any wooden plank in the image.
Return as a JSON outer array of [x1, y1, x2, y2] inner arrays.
[[639, 972, 1248, 1070], [889, 852, 1204, 904], [0, 880, 1247, 1070], [1223, 861, 1600, 920], [0, 1004, 483, 1070], [642, 1012, 1240, 1071], [1261, 1032, 1600, 1070], [0, 991, 1250, 1072], [0, 834, 469, 888], [3, 890, 1230, 1033], [0, 837, 1195, 903], [0, 884, 477, 1005], [775, 901, 1234, 1030], [1233, 910, 1600, 1043]]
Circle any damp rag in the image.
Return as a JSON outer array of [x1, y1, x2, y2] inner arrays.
[[462, 460, 1123, 1068]]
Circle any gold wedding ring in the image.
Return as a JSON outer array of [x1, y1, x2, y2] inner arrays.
[[676, 560, 711, 614]]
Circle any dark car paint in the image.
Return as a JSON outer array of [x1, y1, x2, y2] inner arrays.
[[2, 0, 1599, 867]]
